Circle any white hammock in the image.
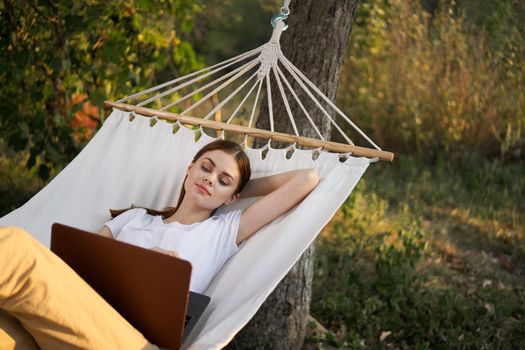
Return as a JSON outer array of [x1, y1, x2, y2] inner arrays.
[[0, 3, 392, 348], [0, 110, 369, 348]]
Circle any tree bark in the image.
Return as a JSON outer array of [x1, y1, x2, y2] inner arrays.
[[226, 1, 358, 349]]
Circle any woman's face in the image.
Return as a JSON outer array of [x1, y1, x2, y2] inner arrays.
[[184, 149, 241, 210]]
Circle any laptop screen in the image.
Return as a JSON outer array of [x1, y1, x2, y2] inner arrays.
[[51, 222, 197, 349]]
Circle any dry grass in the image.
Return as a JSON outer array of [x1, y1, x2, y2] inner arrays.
[[337, 0, 524, 160]]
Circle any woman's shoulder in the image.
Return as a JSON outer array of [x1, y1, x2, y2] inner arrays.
[[126, 207, 148, 216], [113, 207, 148, 221], [212, 209, 243, 225]]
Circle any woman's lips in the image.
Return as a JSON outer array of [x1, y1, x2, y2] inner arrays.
[[196, 184, 211, 196]]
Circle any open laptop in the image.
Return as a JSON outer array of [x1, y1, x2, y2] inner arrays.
[[50, 223, 210, 349]]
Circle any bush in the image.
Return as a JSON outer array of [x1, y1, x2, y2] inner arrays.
[[311, 157, 525, 349], [336, 0, 525, 162]]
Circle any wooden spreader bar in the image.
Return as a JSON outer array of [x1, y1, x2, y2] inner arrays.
[[104, 101, 394, 161]]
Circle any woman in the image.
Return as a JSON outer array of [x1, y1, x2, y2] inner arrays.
[[98, 139, 319, 293], [0, 140, 319, 349]]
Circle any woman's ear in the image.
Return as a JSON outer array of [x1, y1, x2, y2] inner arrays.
[[224, 193, 240, 206], [186, 162, 194, 175]]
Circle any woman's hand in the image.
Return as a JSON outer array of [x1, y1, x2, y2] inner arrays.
[[150, 247, 180, 258], [97, 225, 114, 239]]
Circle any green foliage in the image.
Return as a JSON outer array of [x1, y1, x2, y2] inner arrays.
[[313, 186, 431, 348], [311, 157, 525, 349], [0, 0, 203, 180], [454, 0, 525, 65], [337, 0, 525, 162], [189, 0, 279, 64], [0, 139, 48, 215]]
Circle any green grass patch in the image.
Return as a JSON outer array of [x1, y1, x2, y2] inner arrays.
[[311, 155, 525, 349]]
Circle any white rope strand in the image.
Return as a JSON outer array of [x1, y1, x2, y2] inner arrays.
[[281, 55, 382, 150], [266, 74, 275, 132], [137, 49, 261, 108], [225, 77, 260, 124], [117, 46, 262, 104], [248, 79, 264, 128], [159, 58, 256, 111], [203, 71, 258, 121], [181, 60, 259, 116], [271, 66, 299, 136], [279, 54, 354, 145], [275, 65, 325, 141]]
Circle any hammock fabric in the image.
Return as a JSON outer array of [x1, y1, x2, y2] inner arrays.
[[0, 109, 369, 348]]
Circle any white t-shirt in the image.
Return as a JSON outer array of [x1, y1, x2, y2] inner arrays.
[[103, 208, 242, 293]]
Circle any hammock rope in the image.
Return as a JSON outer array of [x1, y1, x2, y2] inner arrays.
[[106, 0, 394, 161], [117, 47, 262, 105], [275, 64, 325, 140]]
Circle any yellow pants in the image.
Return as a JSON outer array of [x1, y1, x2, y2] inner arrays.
[[0, 226, 158, 350], [0, 308, 39, 349]]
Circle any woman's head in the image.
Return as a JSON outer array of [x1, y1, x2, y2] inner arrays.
[[190, 140, 251, 194], [110, 140, 250, 219], [179, 140, 251, 210]]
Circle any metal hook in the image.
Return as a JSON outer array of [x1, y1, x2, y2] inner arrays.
[[271, 13, 289, 31], [280, 6, 290, 16]]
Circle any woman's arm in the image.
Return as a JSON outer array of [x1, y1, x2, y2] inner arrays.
[[239, 169, 316, 198], [97, 226, 113, 239], [237, 169, 319, 244], [150, 247, 179, 258]]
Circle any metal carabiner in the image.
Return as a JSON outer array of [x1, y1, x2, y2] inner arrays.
[[271, 13, 289, 31]]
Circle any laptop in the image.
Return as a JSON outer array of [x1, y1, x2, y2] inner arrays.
[[50, 223, 210, 349]]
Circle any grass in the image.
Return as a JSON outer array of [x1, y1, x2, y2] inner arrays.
[[309, 155, 525, 349]]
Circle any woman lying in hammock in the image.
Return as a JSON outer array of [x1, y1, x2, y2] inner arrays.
[[0, 139, 319, 349], [98, 139, 320, 293]]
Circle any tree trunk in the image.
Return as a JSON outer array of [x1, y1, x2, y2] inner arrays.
[[226, 1, 358, 349]]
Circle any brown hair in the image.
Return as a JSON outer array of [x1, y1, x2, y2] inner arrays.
[[109, 139, 251, 219]]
